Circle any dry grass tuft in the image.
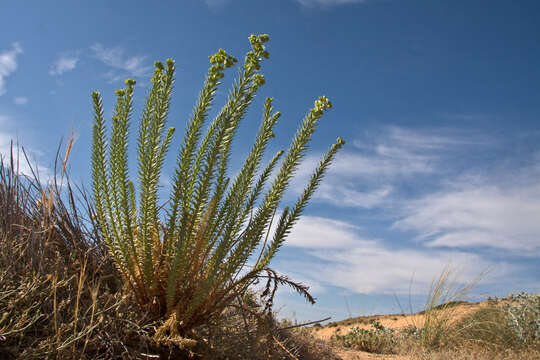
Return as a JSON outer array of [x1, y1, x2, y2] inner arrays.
[[0, 143, 159, 359]]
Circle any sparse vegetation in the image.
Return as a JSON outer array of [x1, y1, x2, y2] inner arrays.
[[327, 269, 539, 359], [333, 320, 400, 354]]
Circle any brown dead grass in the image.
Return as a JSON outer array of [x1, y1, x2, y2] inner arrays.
[[409, 347, 540, 360], [335, 345, 540, 360]]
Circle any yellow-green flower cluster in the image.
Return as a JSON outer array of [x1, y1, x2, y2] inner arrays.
[[125, 78, 137, 87], [114, 78, 136, 97], [208, 48, 238, 81], [332, 136, 346, 150], [151, 59, 175, 88], [252, 73, 266, 88], [245, 34, 270, 72], [312, 96, 333, 116], [154, 58, 175, 72]]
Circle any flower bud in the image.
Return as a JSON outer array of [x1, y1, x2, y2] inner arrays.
[[154, 61, 164, 71], [253, 74, 265, 87], [125, 78, 136, 87]]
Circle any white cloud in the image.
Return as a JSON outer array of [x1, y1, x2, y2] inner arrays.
[[321, 126, 485, 179], [13, 96, 28, 105], [278, 214, 508, 295], [285, 216, 363, 248], [310, 248, 492, 294], [90, 43, 152, 81], [299, 125, 540, 254], [0, 42, 23, 96], [49, 53, 79, 76], [316, 183, 393, 208], [395, 181, 540, 253], [318, 150, 434, 178], [379, 126, 483, 150], [294, 126, 485, 208]]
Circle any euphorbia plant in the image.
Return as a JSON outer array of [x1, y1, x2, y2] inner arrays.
[[90, 34, 344, 339]]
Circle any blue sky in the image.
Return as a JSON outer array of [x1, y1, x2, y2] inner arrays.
[[1, 0, 539, 322]]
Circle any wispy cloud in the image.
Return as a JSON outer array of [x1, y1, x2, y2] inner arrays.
[[13, 96, 28, 105], [282, 215, 363, 248], [0, 42, 23, 96], [49, 52, 79, 76], [294, 125, 540, 254], [395, 176, 540, 253], [316, 183, 393, 208], [90, 43, 152, 82], [331, 126, 484, 177], [289, 124, 540, 255], [295, 126, 486, 208], [278, 214, 513, 295]]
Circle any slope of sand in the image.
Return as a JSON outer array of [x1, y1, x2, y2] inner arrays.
[[313, 301, 485, 341], [311, 301, 490, 360]]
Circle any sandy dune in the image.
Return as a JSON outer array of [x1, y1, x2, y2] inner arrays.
[[311, 301, 490, 360]]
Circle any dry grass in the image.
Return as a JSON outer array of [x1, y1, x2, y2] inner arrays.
[[0, 142, 338, 359], [409, 347, 540, 360], [0, 142, 160, 359]]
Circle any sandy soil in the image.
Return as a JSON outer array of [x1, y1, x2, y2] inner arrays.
[[311, 301, 490, 360], [334, 349, 410, 360], [313, 301, 485, 341]]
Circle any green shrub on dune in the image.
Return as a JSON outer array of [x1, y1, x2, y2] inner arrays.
[[90, 33, 344, 345]]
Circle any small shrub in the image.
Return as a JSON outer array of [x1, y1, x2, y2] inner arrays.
[[333, 320, 400, 354], [90, 33, 344, 345], [504, 292, 540, 347]]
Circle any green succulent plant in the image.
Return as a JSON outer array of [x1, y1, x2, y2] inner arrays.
[[90, 34, 344, 337]]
